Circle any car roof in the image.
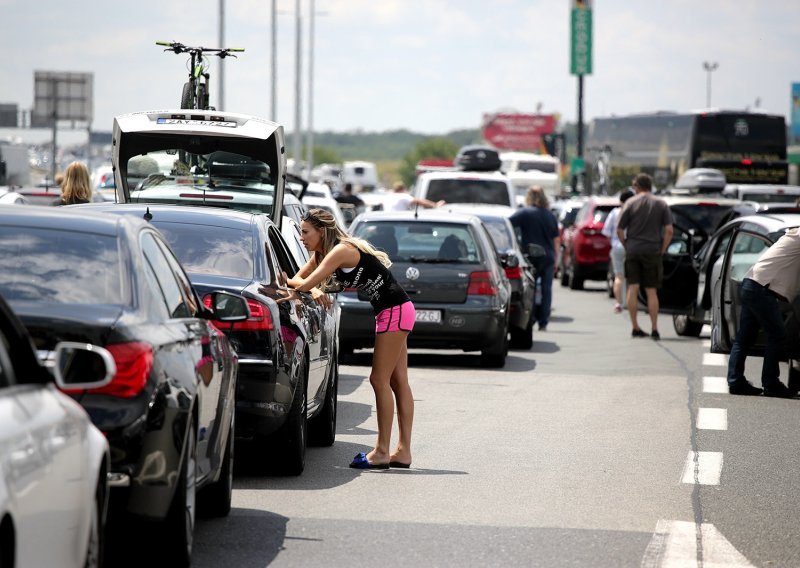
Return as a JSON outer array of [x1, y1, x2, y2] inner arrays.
[[660, 195, 743, 206], [0, 203, 138, 236], [722, 212, 800, 232], [352, 209, 483, 226], [416, 170, 510, 181], [77, 202, 262, 230], [442, 204, 517, 218]]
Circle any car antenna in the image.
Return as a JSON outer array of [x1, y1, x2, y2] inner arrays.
[[143, 207, 153, 222], [414, 201, 420, 219]]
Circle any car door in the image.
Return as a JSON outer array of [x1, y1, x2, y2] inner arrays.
[[715, 230, 773, 354], [266, 224, 328, 405], [655, 222, 699, 313]]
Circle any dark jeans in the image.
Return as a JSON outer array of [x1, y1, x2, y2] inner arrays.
[[727, 278, 786, 389], [537, 263, 555, 327]]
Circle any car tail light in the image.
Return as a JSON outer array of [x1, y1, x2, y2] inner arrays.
[[63, 341, 154, 398], [467, 271, 498, 296], [203, 295, 274, 331], [504, 266, 523, 280], [581, 227, 602, 236]]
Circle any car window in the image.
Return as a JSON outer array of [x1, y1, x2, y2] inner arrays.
[[142, 251, 172, 320], [141, 233, 194, 319], [481, 217, 515, 252], [426, 179, 511, 206], [727, 232, 771, 282], [268, 226, 301, 277], [150, 221, 255, 279], [152, 236, 200, 317], [0, 226, 124, 304], [0, 332, 13, 387], [354, 221, 481, 263], [126, 149, 276, 214], [670, 204, 735, 235], [592, 205, 615, 224]]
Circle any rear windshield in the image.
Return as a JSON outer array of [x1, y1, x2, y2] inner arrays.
[[126, 150, 276, 214], [0, 227, 124, 304], [740, 191, 800, 204], [151, 221, 256, 280], [353, 221, 482, 263], [425, 179, 511, 206], [670, 204, 736, 235], [517, 161, 557, 173]]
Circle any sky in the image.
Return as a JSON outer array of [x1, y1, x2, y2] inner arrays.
[[1, 0, 799, 138]]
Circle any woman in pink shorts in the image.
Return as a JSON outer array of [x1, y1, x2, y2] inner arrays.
[[288, 209, 415, 469]]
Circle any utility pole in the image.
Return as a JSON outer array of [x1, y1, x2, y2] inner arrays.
[[219, 0, 225, 110], [305, 0, 316, 179], [271, 0, 277, 120], [293, 0, 302, 172]]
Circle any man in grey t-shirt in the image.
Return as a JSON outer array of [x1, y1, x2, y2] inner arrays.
[[616, 173, 673, 339]]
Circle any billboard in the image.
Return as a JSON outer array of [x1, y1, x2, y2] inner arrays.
[[793, 82, 800, 139], [482, 113, 557, 151], [32, 71, 93, 127]]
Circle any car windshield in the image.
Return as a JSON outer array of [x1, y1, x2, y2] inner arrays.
[[149, 221, 256, 280], [353, 221, 482, 263], [426, 179, 510, 206], [670, 203, 736, 235], [518, 161, 557, 173], [0, 227, 124, 304], [125, 149, 276, 214], [480, 217, 515, 252]]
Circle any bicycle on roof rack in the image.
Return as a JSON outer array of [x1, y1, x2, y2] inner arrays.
[[156, 41, 244, 110]]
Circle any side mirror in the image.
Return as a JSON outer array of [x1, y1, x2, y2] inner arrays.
[[53, 342, 116, 390], [500, 251, 519, 269], [208, 291, 250, 322]]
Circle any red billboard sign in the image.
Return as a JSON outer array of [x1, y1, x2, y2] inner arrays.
[[482, 113, 557, 151]]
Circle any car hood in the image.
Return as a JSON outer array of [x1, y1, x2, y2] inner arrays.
[[113, 109, 286, 227]]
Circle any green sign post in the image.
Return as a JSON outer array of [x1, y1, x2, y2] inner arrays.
[[570, 1, 593, 76]]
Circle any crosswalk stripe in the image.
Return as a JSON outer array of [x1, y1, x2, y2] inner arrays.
[[702, 353, 728, 367], [641, 520, 754, 567], [697, 408, 727, 430], [681, 451, 723, 485], [703, 376, 728, 393]]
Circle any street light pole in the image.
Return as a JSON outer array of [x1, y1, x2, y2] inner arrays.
[[219, 0, 225, 110], [305, 0, 315, 180], [703, 61, 718, 108], [293, 0, 302, 173], [271, 0, 277, 120]]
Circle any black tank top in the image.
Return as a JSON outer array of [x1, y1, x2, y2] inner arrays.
[[334, 249, 410, 313]]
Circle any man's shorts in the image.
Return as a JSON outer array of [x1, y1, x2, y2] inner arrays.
[[375, 301, 415, 333], [624, 253, 663, 288]]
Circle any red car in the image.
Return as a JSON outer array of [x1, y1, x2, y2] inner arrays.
[[560, 196, 620, 290]]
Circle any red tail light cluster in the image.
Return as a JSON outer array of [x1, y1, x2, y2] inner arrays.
[[504, 266, 523, 280], [203, 295, 274, 331], [63, 341, 154, 398], [467, 271, 498, 296]]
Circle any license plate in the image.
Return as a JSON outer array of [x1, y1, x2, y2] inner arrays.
[[415, 310, 441, 323]]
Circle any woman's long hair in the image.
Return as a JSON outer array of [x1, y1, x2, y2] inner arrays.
[[61, 161, 93, 204], [302, 208, 391, 288]]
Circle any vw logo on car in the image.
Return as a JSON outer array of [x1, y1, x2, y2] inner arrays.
[[406, 266, 420, 280]]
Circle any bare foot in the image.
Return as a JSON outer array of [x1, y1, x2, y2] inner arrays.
[[389, 450, 412, 467], [366, 449, 390, 466]]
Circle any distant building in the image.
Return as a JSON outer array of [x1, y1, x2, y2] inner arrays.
[[0, 104, 18, 128]]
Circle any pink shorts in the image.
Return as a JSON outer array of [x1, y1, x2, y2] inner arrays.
[[375, 301, 415, 334]]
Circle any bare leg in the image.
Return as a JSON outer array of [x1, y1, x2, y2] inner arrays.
[[627, 282, 641, 330], [389, 340, 413, 465], [613, 273, 623, 307], [366, 330, 408, 465], [645, 287, 660, 332]]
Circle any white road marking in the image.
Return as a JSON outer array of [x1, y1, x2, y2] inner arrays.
[[681, 451, 723, 485], [697, 408, 727, 430], [701, 339, 711, 349], [703, 376, 728, 394], [703, 353, 728, 367], [641, 520, 754, 567]]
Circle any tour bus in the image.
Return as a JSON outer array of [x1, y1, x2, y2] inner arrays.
[[585, 110, 788, 193]]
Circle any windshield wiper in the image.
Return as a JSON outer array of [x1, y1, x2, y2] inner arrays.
[[409, 256, 461, 263]]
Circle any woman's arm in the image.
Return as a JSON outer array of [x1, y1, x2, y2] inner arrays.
[[292, 244, 357, 292], [287, 256, 317, 289]]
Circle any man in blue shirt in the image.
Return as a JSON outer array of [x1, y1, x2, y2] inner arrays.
[[510, 185, 560, 331]]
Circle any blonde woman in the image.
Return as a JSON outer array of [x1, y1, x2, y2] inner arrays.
[[288, 208, 415, 469], [59, 161, 93, 205]]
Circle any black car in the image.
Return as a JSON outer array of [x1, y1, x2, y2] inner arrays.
[[444, 204, 537, 349], [340, 210, 512, 367], [83, 203, 340, 475], [708, 214, 800, 371], [0, 205, 248, 566]]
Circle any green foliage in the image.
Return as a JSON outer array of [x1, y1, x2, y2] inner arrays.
[[311, 146, 341, 165], [398, 137, 460, 186]]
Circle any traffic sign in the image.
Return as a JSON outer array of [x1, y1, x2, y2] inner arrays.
[[570, 1, 593, 76]]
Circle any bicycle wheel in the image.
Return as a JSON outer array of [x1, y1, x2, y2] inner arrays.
[[180, 82, 193, 109], [197, 83, 208, 110]]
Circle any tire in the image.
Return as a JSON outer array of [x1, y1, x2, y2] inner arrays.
[[509, 319, 533, 350], [200, 414, 234, 518], [180, 82, 193, 109], [673, 314, 704, 337], [163, 422, 196, 567], [274, 358, 308, 476], [568, 263, 584, 290], [481, 321, 509, 368], [84, 479, 105, 568], [309, 354, 338, 447], [197, 83, 208, 110], [339, 341, 355, 363]]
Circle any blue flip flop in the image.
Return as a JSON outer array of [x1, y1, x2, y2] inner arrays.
[[349, 452, 389, 469]]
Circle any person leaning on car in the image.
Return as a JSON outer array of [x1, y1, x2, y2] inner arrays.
[[727, 227, 800, 398], [616, 173, 673, 340]]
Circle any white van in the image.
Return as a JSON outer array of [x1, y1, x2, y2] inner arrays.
[[342, 160, 379, 191], [500, 152, 562, 206], [414, 170, 516, 208], [722, 183, 800, 204]]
